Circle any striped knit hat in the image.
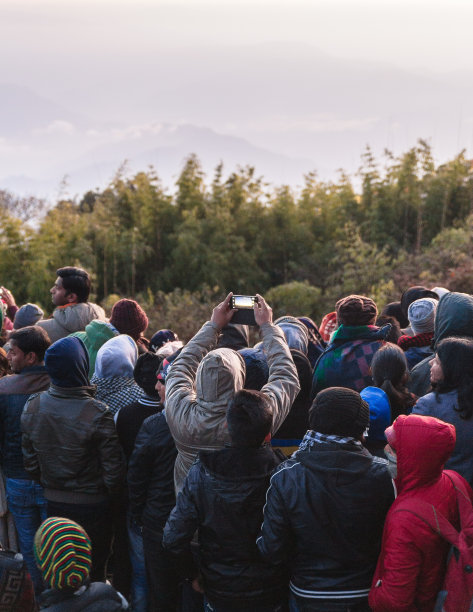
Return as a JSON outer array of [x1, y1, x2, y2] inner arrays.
[[34, 517, 92, 590]]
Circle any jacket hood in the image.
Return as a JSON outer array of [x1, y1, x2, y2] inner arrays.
[[392, 413, 456, 494], [297, 442, 377, 483], [45, 336, 90, 387], [52, 302, 106, 333], [94, 334, 138, 378], [216, 322, 250, 350], [83, 319, 118, 349], [199, 446, 280, 481], [275, 316, 309, 354], [433, 291, 473, 348], [196, 347, 245, 410]]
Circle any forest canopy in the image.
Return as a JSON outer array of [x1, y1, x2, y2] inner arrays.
[[1, 140, 472, 339]]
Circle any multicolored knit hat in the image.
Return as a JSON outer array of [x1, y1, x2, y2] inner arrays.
[[34, 517, 92, 590]]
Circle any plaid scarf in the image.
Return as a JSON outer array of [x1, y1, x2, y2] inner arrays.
[[298, 430, 363, 452], [91, 375, 144, 415], [398, 331, 434, 350]]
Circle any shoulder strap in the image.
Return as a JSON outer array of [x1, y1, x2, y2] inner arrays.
[[394, 487, 462, 549]]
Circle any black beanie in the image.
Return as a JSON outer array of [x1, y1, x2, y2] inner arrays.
[[309, 387, 370, 438]]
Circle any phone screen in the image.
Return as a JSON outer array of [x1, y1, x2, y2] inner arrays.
[[233, 295, 255, 309]]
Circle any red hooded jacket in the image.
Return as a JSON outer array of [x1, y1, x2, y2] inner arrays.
[[369, 413, 473, 612]]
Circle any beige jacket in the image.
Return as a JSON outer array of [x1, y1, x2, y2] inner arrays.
[[37, 302, 107, 344], [166, 321, 300, 492]]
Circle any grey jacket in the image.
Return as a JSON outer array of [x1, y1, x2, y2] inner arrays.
[[165, 321, 300, 492], [37, 302, 107, 343]]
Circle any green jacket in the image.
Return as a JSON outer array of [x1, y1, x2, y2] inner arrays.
[[70, 320, 119, 377]]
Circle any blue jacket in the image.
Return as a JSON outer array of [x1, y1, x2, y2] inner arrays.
[[0, 366, 50, 479]]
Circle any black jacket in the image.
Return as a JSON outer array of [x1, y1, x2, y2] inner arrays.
[[163, 446, 287, 608], [127, 411, 177, 530], [0, 366, 50, 479], [257, 441, 394, 603], [21, 385, 126, 504]]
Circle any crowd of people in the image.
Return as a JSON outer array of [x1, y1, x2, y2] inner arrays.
[[0, 266, 471, 611]]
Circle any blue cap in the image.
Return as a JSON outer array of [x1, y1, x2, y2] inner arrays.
[[360, 386, 391, 442]]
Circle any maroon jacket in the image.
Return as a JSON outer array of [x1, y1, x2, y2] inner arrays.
[[370, 414, 473, 612]]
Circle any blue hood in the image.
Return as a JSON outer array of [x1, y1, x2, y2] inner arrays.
[[360, 386, 391, 442], [45, 336, 90, 388]]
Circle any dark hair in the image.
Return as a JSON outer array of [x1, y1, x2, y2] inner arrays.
[[56, 267, 91, 303], [371, 344, 415, 421], [9, 326, 51, 362], [436, 337, 473, 420], [381, 301, 409, 329], [376, 315, 402, 344], [226, 389, 272, 448], [133, 352, 163, 398]]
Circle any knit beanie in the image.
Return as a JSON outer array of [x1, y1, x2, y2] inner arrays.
[[309, 387, 370, 438], [110, 299, 148, 340], [13, 303, 44, 329], [150, 329, 178, 352], [34, 517, 92, 590], [336, 295, 378, 327], [408, 298, 437, 335]]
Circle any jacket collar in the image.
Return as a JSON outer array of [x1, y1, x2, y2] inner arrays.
[[330, 323, 391, 343], [48, 384, 96, 399]]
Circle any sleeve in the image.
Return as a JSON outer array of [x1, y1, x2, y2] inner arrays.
[[369, 515, 424, 612], [256, 469, 292, 564], [127, 421, 154, 524], [94, 408, 126, 494], [20, 400, 41, 481], [259, 323, 301, 433], [165, 321, 219, 438], [162, 465, 200, 554]]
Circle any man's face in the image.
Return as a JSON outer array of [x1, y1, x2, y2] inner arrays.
[[155, 379, 166, 403], [50, 276, 70, 306], [7, 342, 30, 373]]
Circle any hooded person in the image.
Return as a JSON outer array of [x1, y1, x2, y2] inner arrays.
[[257, 387, 395, 611], [21, 336, 126, 582], [13, 303, 44, 330], [398, 298, 437, 369], [70, 319, 120, 377], [274, 316, 309, 355], [297, 316, 326, 367], [165, 293, 300, 492], [408, 291, 473, 397], [34, 517, 128, 611], [37, 267, 106, 343], [91, 335, 144, 415], [369, 414, 473, 612], [311, 295, 391, 400]]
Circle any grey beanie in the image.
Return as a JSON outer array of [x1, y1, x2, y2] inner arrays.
[[13, 303, 44, 329], [408, 298, 437, 335]]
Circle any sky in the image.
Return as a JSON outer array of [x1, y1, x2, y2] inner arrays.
[[1, 0, 473, 196]]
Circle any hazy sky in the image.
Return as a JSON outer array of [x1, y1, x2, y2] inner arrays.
[[1, 0, 473, 195]]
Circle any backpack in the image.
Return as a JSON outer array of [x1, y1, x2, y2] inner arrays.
[[395, 470, 473, 612]]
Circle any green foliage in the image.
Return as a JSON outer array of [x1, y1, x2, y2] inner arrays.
[[266, 281, 323, 321], [1, 144, 473, 332]]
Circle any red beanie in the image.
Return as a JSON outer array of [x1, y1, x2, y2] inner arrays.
[[110, 299, 148, 340]]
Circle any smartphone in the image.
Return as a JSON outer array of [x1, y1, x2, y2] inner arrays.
[[231, 295, 258, 325]]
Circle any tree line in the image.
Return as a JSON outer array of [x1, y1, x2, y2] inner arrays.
[[1, 140, 473, 338]]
